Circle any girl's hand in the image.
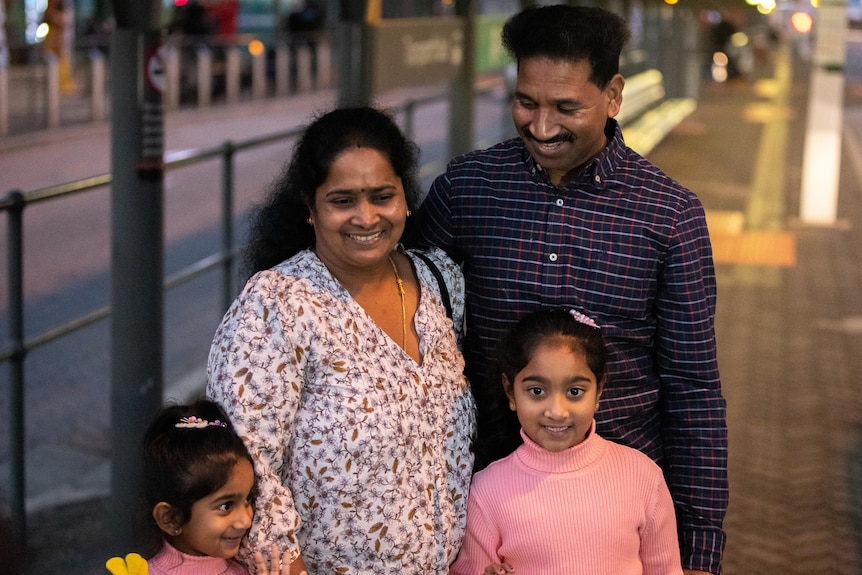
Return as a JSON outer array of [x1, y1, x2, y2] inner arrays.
[[482, 562, 514, 575], [254, 544, 308, 575]]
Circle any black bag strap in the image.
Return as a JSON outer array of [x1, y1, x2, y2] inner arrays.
[[412, 251, 453, 319]]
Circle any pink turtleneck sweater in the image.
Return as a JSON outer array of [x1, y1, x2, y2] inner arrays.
[[450, 423, 683, 575], [148, 542, 249, 575]]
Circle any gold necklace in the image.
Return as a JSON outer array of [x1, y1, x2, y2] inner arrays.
[[388, 254, 407, 350]]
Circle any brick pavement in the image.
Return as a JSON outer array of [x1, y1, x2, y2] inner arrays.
[[648, 45, 862, 574]]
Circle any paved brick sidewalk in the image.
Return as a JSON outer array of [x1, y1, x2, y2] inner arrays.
[[649, 49, 862, 574]]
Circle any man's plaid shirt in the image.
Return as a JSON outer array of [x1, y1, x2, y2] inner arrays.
[[418, 120, 728, 574]]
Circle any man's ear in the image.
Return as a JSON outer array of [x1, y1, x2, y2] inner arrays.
[[153, 502, 182, 536], [605, 74, 625, 119]]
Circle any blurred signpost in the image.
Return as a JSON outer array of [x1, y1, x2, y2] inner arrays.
[[109, 0, 164, 556], [366, 17, 466, 94]]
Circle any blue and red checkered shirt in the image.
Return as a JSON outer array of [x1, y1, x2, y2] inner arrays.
[[418, 120, 728, 574]]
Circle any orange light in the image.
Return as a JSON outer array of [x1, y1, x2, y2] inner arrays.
[[248, 39, 265, 57], [664, 0, 679, 5], [791, 11, 813, 33]]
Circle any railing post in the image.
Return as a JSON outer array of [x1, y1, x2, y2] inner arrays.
[[221, 142, 235, 311], [403, 99, 415, 140], [90, 49, 106, 121], [6, 190, 27, 547], [252, 49, 266, 99], [448, 4, 475, 158], [0, 62, 8, 135], [163, 43, 180, 111], [275, 44, 289, 96], [336, 7, 372, 107], [46, 53, 60, 128], [196, 45, 212, 108], [226, 46, 240, 104], [296, 45, 311, 92], [317, 39, 332, 89]]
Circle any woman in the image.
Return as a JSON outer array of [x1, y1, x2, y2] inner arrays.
[[207, 106, 476, 575]]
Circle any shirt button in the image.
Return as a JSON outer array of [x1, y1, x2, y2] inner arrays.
[[594, 175, 601, 183], [555, 198, 564, 207], [549, 253, 558, 262]]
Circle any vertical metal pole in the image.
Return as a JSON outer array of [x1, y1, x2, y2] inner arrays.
[[403, 99, 415, 140], [221, 142, 235, 311], [6, 190, 26, 547], [275, 44, 289, 95], [336, 20, 371, 106], [226, 47, 241, 104], [0, 63, 9, 136], [90, 49, 107, 121], [197, 46, 213, 108], [449, 0, 475, 158], [46, 53, 60, 128], [109, 8, 164, 554], [337, 0, 371, 106]]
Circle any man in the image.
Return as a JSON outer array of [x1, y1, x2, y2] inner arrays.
[[417, 5, 727, 574]]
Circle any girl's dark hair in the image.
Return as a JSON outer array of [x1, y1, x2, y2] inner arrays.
[[474, 308, 608, 470], [242, 105, 421, 280], [502, 5, 631, 89], [141, 399, 253, 557], [499, 308, 608, 392]]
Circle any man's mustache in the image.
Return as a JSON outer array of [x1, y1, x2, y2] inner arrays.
[[522, 130, 575, 145]]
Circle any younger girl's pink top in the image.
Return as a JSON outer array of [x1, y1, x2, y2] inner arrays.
[[148, 541, 249, 575], [449, 423, 683, 575]]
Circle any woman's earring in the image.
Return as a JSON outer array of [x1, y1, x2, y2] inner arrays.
[[174, 528, 182, 536], [406, 210, 412, 217], [306, 217, 313, 225]]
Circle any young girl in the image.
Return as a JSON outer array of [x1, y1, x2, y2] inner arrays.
[[107, 400, 304, 575], [450, 309, 683, 575]]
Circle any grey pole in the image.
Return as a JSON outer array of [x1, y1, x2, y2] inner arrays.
[[337, 0, 371, 106], [449, 0, 476, 159], [109, 0, 164, 555]]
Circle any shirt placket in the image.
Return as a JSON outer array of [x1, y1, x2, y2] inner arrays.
[[541, 192, 569, 303]]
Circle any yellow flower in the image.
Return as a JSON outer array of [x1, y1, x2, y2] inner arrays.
[[106, 553, 148, 575]]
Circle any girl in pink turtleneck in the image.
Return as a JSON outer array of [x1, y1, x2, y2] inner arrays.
[[450, 309, 683, 575]]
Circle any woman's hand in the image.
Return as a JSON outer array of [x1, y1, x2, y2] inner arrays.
[[254, 544, 308, 575]]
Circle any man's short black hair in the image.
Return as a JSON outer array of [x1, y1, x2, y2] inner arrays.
[[502, 4, 631, 89]]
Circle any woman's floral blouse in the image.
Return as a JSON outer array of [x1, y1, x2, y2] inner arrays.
[[207, 248, 476, 574]]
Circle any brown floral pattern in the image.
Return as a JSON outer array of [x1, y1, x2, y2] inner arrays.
[[207, 248, 476, 574]]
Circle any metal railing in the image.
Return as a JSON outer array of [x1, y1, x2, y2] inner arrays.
[[0, 37, 332, 136], [0, 83, 512, 540]]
